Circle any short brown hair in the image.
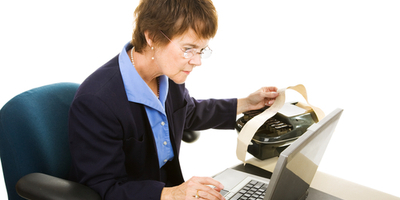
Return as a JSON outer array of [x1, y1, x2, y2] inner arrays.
[[132, 0, 218, 53]]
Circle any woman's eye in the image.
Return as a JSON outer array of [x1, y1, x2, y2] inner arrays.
[[184, 48, 193, 52]]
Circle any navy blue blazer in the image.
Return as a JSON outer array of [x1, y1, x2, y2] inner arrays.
[[68, 55, 237, 199]]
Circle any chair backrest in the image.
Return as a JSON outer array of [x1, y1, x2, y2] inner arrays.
[[0, 83, 79, 200]]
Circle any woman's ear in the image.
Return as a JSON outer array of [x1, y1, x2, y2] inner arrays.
[[144, 31, 153, 47]]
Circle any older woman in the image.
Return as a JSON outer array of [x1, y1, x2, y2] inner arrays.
[[68, 0, 278, 199]]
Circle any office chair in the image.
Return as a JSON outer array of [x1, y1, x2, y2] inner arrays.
[[0, 83, 101, 200], [0, 82, 200, 200]]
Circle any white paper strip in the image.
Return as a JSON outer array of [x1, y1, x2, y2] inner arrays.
[[236, 84, 325, 163]]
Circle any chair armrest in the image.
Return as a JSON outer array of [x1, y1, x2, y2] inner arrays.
[[16, 173, 101, 200], [182, 130, 200, 143]]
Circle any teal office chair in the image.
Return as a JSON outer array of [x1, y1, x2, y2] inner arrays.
[[0, 82, 200, 200], [0, 83, 101, 200]]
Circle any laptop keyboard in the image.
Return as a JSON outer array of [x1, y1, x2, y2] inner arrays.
[[229, 180, 268, 200]]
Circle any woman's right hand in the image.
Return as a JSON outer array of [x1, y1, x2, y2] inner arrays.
[[161, 176, 226, 200]]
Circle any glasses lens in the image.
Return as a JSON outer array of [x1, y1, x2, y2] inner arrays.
[[201, 48, 212, 59], [183, 51, 191, 59], [183, 47, 212, 59]]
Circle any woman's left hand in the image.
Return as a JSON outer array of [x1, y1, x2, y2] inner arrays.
[[237, 86, 279, 115]]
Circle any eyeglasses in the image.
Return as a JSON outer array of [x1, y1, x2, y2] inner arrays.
[[160, 30, 212, 59]]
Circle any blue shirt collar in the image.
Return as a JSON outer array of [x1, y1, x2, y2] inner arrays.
[[119, 42, 169, 114]]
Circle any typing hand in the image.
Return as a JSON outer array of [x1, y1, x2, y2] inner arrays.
[[161, 176, 225, 200]]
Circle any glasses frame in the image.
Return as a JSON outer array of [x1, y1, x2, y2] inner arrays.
[[159, 30, 212, 59]]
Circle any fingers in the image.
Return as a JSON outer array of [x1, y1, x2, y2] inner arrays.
[[196, 189, 224, 200], [261, 89, 279, 99], [238, 86, 279, 114], [193, 176, 224, 190], [260, 87, 279, 106], [263, 86, 278, 93], [187, 177, 225, 200], [254, 87, 278, 100], [265, 98, 275, 106]]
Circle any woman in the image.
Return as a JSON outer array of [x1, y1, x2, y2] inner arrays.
[[68, 0, 278, 199]]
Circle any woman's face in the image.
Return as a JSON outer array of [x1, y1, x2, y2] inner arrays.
[[154, 29, 210, 84]]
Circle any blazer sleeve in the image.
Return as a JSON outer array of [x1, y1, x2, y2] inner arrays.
[[68, 94, 164, 200], [183, 92, 238, 131]]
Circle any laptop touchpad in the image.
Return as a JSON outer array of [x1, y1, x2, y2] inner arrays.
[[213, 168, 249, 190]]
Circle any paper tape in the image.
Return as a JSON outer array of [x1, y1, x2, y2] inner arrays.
[[236, 84, 325, 163]]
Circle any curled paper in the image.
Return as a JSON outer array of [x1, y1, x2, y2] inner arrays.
[[236, 84, 325, 164]]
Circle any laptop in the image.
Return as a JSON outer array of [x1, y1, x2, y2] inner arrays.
[[213, 108, 343, 200]]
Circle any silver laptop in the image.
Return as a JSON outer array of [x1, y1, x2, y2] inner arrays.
[[214, 108, 343, 200]]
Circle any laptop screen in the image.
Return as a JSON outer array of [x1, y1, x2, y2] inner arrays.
[[265, 108, 343, 200]]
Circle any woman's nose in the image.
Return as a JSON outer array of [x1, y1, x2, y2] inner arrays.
[[189, 54, 202, 66]]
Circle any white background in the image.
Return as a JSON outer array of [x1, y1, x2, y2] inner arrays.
[[1, 0, 399, 198]]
